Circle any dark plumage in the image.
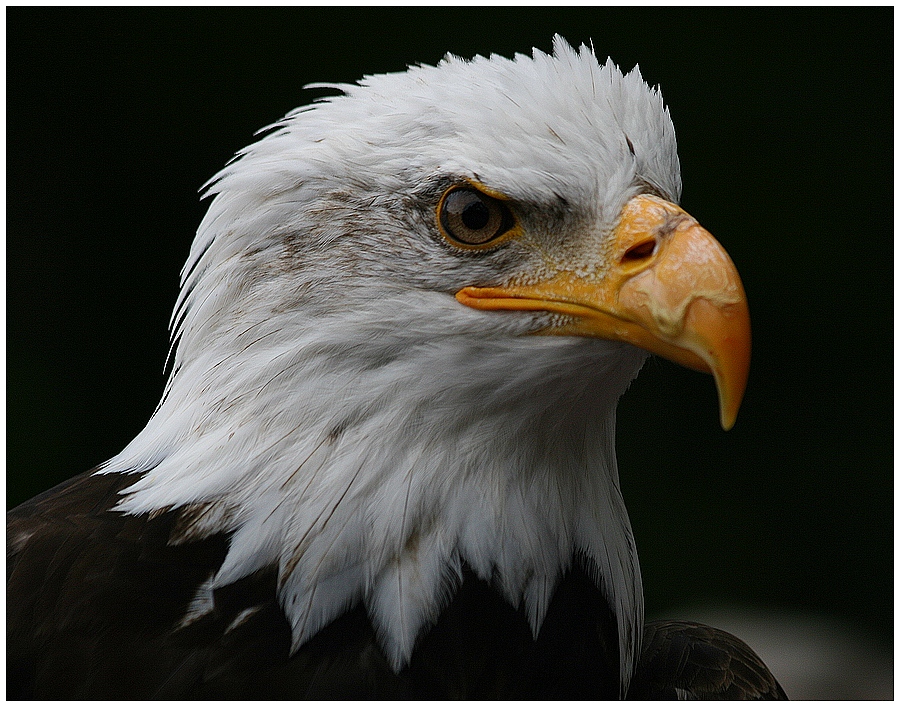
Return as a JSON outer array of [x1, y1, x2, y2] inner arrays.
[[9, 471, 783, 699], [631, 622, 788, 700]]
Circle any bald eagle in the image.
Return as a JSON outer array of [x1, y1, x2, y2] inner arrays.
[[8, 38, 785, 699]]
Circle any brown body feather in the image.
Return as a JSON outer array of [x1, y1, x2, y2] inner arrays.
[[8, 470, 785, 699]]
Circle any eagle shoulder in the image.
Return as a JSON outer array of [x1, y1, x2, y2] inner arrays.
[[627, 620, 789, 700]]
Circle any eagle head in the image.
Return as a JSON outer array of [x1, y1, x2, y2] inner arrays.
[[100, 36, 750, 690]]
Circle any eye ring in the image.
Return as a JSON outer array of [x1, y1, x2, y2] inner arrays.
[[437, 185, 516, 248]]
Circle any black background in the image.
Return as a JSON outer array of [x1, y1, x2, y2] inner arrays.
[[8, 7, 892, 657]]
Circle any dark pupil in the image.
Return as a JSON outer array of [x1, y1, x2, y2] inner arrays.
[[461, 200, 490, 231]]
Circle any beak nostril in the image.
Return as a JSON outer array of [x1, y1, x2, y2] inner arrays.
[[622, 239, 657, 262]]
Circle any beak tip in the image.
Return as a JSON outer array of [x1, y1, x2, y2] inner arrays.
[[716, 371, 747, 432], [720, 412, 737, 432]]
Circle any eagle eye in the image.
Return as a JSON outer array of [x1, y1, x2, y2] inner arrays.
[[438, 186, 515, 247]]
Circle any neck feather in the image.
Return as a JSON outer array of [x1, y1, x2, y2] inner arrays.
[[101, 295, 646, 688]]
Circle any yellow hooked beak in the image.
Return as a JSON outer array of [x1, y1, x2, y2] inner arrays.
[[456, 194, 751, 430]]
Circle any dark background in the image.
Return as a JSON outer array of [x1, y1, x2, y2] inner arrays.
[[8, 6, 892, 687]]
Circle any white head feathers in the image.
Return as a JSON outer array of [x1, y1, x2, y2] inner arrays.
[[100, 36, 682, 691]]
